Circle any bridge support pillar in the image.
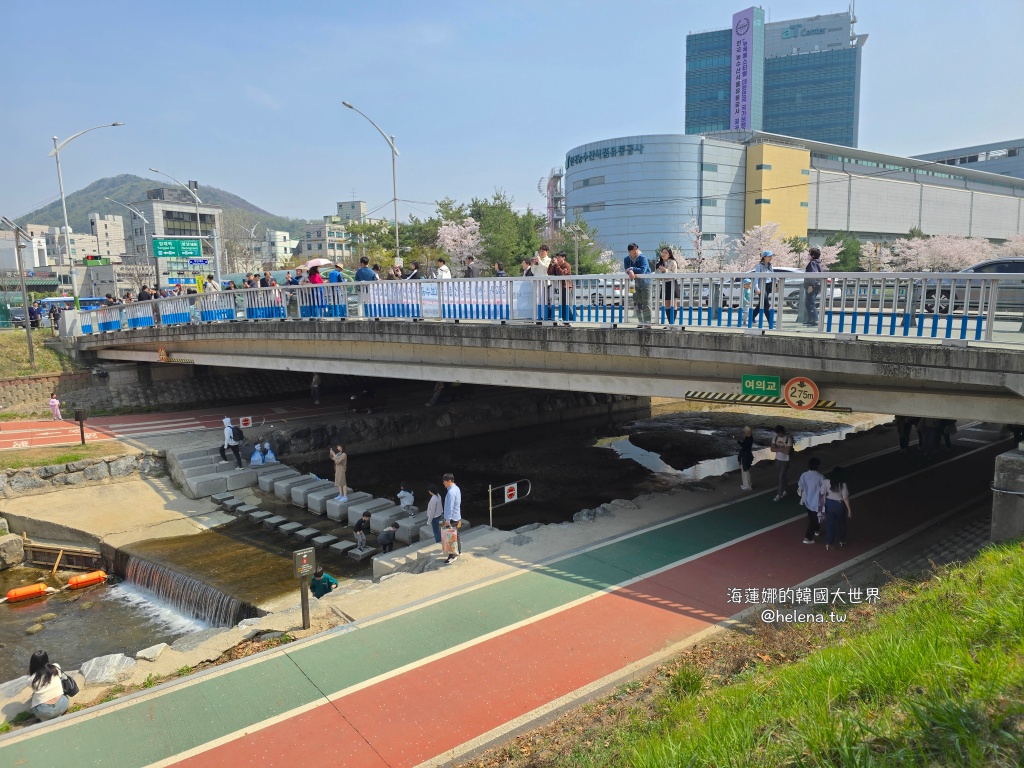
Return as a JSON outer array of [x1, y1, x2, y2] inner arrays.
[[992, 446, 1024, 542]]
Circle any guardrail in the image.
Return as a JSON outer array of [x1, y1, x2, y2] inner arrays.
[[72, 273, 1023, 345]]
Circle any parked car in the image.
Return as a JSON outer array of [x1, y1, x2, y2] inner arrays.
[[575, 277, 628, 306], [709, 267, 841, 309], [913, 258, 1024, 313]]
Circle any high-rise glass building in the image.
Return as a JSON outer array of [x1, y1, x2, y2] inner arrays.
[[685, 8, 868, 147]]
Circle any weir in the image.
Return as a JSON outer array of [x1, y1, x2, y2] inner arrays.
[[113, 551, 259, 627]]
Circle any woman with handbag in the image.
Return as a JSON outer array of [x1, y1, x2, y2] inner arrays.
[[28, 650, 76, 721]]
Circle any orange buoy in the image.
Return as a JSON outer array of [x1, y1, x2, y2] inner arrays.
[[6, 583, 48, 603], [67, 571, 107, 590]]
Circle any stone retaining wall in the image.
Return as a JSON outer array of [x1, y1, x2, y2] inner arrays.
[[0, 370, 93, 411], [0, 451, 167, 499]]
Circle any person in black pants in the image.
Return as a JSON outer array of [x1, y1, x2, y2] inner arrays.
[[219, 417, 243, 468], [797, 458, 826, 544]]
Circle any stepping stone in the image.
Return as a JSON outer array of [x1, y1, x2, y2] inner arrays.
[[395, 512, 429, 544], [347, 498, 394, 527], [274, 474, 318, 501], [369, 505, 408, 533], [187, 473, 228, 497], [258, 468, 298, 492], [248, 510, 272, 522], [325, 492, 372, 521], [308, 486, 346, 515], [262, 515, 288, 530], [222, 498, 245, 512], [211, 492, 234, 505], [253, 463, 293, 477], [277, 522, 303, 535], [329, 540, 356, 556], [236, 505, 258, 515], [348, 546, 376, 562], [224, 469, 258, 491], [311, 534, 339, 549], [294, 528, 321, 542], [291, 479, 337, 507], [180, 456, 218, 469]]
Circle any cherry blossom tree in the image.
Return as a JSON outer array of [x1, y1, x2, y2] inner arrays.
[[727, 223, 795, 270], [816, 243, 843, 269], [882, 235, 992, 272], [435, 217, 482, 272], [681, 214, 728, 272], [998, 233, 1024, 257]]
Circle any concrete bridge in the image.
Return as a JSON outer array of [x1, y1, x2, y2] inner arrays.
[[77, 317, 1024, 422]]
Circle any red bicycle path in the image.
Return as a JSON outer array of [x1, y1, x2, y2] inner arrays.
[[168, 440, 1001, 768]]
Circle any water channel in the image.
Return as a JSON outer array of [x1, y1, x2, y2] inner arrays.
[[1, 401, 886, 685]]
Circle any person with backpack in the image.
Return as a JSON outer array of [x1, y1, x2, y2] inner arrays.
[[220, 417, 243, 468]]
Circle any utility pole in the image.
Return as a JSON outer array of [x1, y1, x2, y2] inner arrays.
[[1, 218, 36, 368]]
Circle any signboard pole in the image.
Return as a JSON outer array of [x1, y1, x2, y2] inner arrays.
[[488, 485, 494, 529], [300, 576, 310, 630], [293, 547, 315, 630], [212, 228, 223, 285]]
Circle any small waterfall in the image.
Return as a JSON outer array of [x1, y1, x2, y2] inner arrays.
[[120, 555, 258, 627]]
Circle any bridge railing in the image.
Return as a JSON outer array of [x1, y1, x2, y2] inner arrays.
[[73, 273, 1021, 345]]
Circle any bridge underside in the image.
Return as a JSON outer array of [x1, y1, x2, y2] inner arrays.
[[78, 321, 1024, 423]]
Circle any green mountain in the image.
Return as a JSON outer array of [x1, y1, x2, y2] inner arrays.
[[16, 174, 309, 238]]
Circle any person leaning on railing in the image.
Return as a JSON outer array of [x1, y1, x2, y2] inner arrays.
[[624, 243, 652, 327]]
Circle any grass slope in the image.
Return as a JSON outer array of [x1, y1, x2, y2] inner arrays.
[[0, 331, 83, 380]]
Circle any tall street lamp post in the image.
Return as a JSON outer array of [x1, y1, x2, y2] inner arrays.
[[1, 217, 37, 367], [105, 197, 156, 290], [49, 122, 124, 309], [342, 102, 400, 265], [148, 168, 220, 285], [566, 224, 594, 275]]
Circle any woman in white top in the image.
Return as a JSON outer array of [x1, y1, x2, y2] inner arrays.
[[656, 247, 680, 324], [821, 466, 853, 550], [29, 650, 69, 721], [425, 483, 444, 544], [771, 425, 794, 501]]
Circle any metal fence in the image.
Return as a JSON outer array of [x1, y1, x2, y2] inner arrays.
[[72, 273, 1024, 345]]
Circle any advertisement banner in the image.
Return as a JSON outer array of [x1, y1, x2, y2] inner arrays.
[[730, 7, 755, 130]]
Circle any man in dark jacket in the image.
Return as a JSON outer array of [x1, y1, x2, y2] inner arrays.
[[804, 247, 823, 325]]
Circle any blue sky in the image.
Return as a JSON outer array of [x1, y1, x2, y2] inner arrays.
[[2, 0, 1022, 224]]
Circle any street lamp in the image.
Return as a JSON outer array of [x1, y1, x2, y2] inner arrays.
[[48, 122, 124, 309], [342, 102, 400, 265], [565, 224, 594, 275], [104, 197, 155, 291], [148, 168, 220, 284], [1, 217, 37, 367]]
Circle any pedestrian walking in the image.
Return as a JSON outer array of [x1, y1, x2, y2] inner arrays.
[[330, 444, 348, 501], [464, 255, 482, 278], [435, 258, 452, 279], [311, 373, 321, 405], [425, 483, 444, 543], [736, 425, 754, 490], [354, 511, 372, 549], [378, 522, 400, 553], [521, 258, 533, 277], [770, 424, 793, 501], [28, 650, 71, 722], [939, 419, 957, 450], [48, 393, 62, 421], [804, 247, 823, 325], [405, 261, 422, 280], [310, 565, 338, 598], [797, 457, 826, 543], [219, 417, 243, 468], [547, 251, 573, 324], [493, 262, 507, 277], [752, 251, 775, 326], [442, 472, 462, 563], [204, 275, 219, 292], [624, 243, 652, 327], [822, 467, 852, 550]]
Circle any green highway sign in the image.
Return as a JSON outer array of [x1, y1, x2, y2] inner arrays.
[[741, 374, 781, 397], [152, 238, 202, 259]]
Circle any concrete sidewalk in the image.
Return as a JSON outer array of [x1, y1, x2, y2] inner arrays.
[[0, 430, 1006, 768]]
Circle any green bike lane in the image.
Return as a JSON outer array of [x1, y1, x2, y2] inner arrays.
[[0, 440, 1002, 768]]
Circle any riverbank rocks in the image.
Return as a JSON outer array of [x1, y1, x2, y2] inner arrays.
[[25, 624, 44, 635], [0, 533, 24, 570], [0, 451, 167, 499], [80, 653, 136, 684], [136, 643, 168, 662], [0, 516, 8, 536]]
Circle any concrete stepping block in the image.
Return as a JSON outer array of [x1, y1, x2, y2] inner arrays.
[[187, 473, 228, 497], [258, 468, 298, 492], [325, 492, 372, 522], [419, 520, 470, 543], [179, 456, 219, 469], [395, 512, 429, 544], [262, 515, 288, 530], [311, 534, 339, 549], [224, 469, 258, 491], [211, 492, 234, 505], [277, 522, 303, 535], [248, 510, 272, 522], [329, 540, 356, 556], [222, 498, 245, 512], [369, 505, 409, 533], [236, 504, 258, 515], [274, 474, 319, 500], [294, 527, 321, 542], [173, 447, 216, 462], [347, 498, 394, 527], [307, 486, 346, 515], [348, 546, 376, 562], [291, 479, 337, 507], [252, 464, 290, 476]]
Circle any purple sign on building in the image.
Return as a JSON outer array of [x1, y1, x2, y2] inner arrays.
[[730, 7, 755, 130]]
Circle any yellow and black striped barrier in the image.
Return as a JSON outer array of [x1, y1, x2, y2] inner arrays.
[[684, 391, 848, 412]]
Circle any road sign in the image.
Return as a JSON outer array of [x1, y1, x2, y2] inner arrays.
[[188, 258, 209, 266], [152, 238, 202, 259], [504, 483, 518, 502], [239, 416, 253, 428], [783, 377, 820, 411], [488, 479, 532, 528], [157, 347, 167, 363], [741, 374, 780, 397]]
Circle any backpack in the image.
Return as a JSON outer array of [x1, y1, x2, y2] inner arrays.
[[231, 425, 244, 441]]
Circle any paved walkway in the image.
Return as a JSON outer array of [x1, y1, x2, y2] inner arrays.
[[0, 432, 1005, 767]]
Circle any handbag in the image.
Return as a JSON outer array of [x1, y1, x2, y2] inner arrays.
[[60, 671, 79, 698]]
